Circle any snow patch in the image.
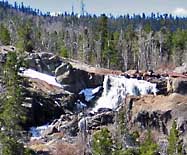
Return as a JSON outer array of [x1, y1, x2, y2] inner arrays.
[[21, 68, 62, 88]]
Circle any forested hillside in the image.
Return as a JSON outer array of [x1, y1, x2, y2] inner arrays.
[[1, 0, 187, 70]]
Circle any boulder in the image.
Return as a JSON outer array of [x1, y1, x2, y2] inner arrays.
[[56, 66, 104, 93], [167, 77, 187, 95], [82, 111, 114, 130], [172, 78, 187, 94], [41, 126, 58, 137], [174, 63, 187, 74], [51, 115, 79, 137], [55, 63, 74, 84], [49, 55, 64, 69], [55, 62, 73, 77], [25, 52, 63, 75], [26, 57, 37, 70], [0, 51, 104, 94]]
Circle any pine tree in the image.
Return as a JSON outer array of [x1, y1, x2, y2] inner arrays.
[[92, 128, 113, 155], [17, 21, 34, 52], [167, 121, 182, 155], [139, 130, 158, 155], [98, 14, 108, 67], [0, 52, 28, 155], [0, 24, 10, 45], [59, 45, 68, 58]]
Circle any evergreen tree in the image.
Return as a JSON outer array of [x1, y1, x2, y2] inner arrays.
[[0, 52, 28, 155], [59, 44, 68, 58], [17, 21, 34, 52], [92, 128, 113, 155], [144, 22, 152, 33], [167, 121, 182, 155], [120, 148, 139, 155], [98, 14, 109, 67], [0, 24, 10, 45], [139, 130, 158, 155]]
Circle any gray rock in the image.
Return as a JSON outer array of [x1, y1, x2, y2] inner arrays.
[[85, 111, 114, 130], [23, 89, 78, 128], [26, 57, 37, 69], [56, 65, 103, 93], [42, 126, 58, 137], [55, 63, 73, 77], [25, 52, 63, 75], [38, 52, 53, 59], [134, 110, 171, 134], [0, 52, 6, 63], [174, 63, 187, 74], [167, 78, 187, 95], [55, 63, 74, 85]]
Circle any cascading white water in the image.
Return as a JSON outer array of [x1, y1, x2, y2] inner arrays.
[[29, 124, 51, 139], [93, 75, 157, 112]]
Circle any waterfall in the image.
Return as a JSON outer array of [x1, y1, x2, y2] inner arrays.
[[93, 75, 157, 112]]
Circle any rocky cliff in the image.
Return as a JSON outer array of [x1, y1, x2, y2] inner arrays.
[[1, 47, 187, 154]]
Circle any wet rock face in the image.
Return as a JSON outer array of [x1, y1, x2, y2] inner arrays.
[[150, 78, 168, 95]]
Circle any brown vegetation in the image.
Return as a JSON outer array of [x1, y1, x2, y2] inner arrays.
[[53, 142, 84, 155]]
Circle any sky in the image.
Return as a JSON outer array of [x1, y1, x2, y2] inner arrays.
[[6, 0, 187, 17]]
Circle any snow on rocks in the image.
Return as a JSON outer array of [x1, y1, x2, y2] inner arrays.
[[21, 68, 62, 88]]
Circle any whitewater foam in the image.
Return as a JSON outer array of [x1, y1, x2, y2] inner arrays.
[[93, 75, 157, 112], [79, 86, 102, 102], [29, 124, 51, 139]]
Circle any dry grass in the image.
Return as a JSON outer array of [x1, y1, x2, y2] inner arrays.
[[53, 142, 84, 155], [27, 139, 50, 153]]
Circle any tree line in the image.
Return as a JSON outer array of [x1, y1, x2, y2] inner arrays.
[[0, 0, 187, 71]]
